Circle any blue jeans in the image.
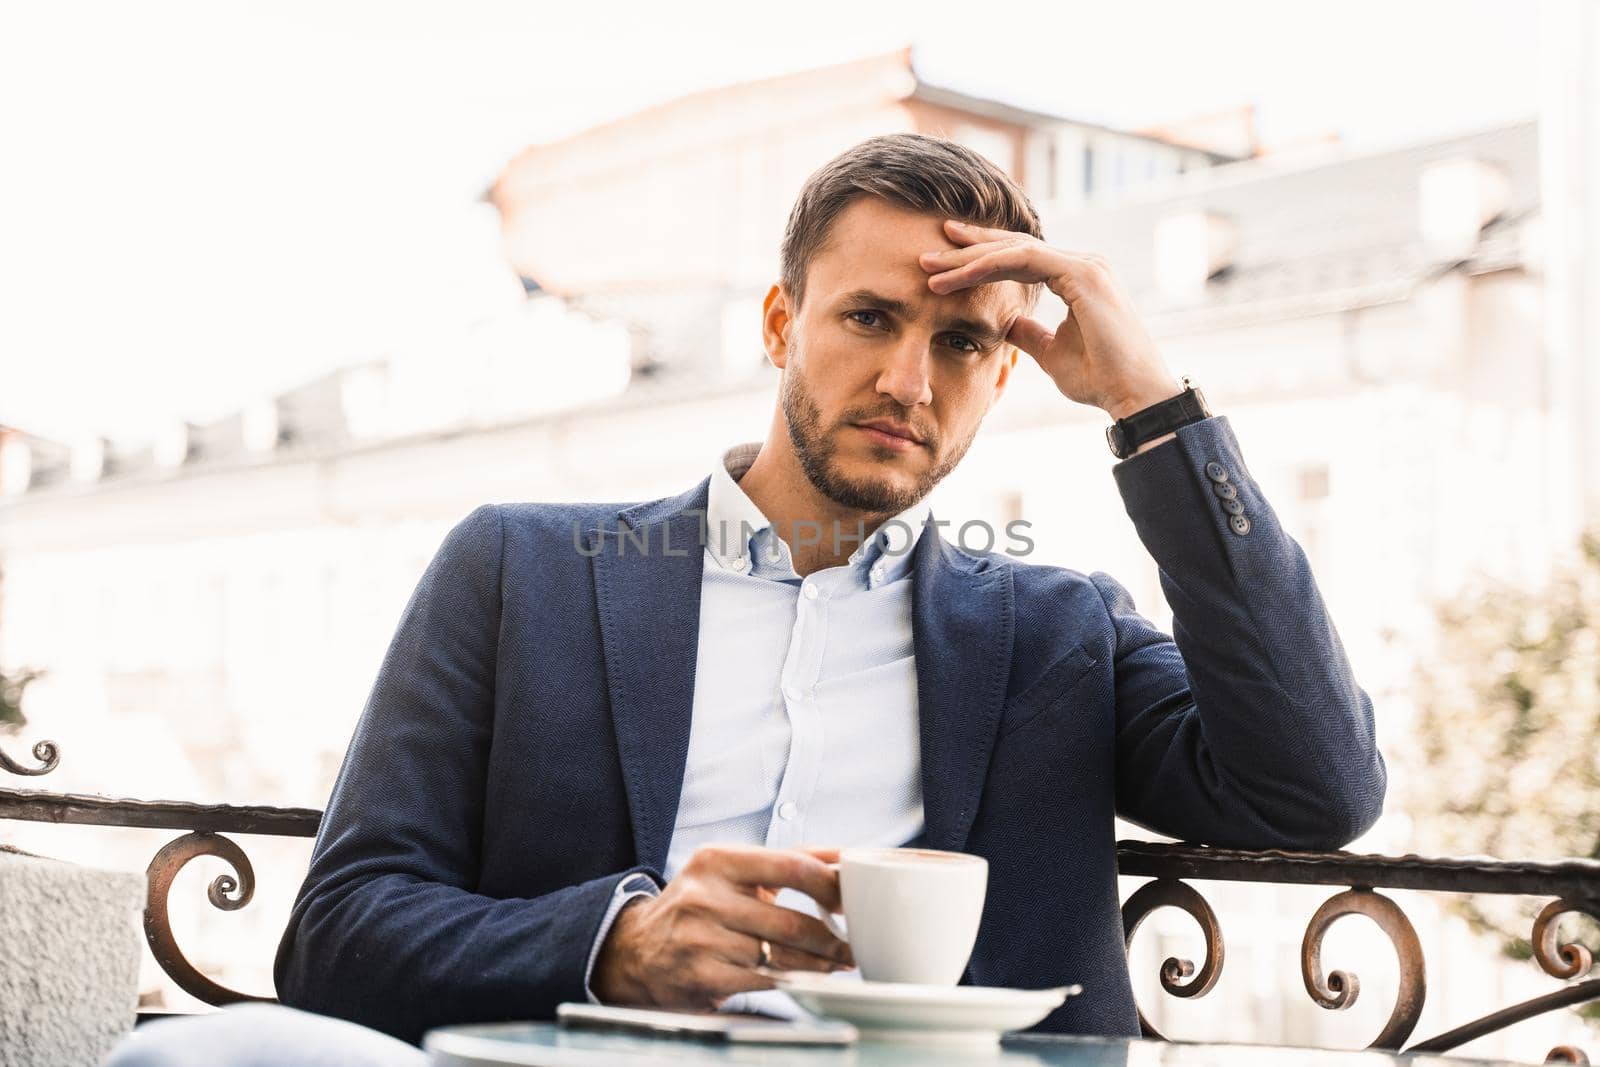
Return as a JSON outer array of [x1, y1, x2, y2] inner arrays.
[[103, 1003, 427, 1067]]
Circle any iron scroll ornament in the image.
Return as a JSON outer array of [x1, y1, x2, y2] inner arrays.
[[143, 831, 274, 1006], [1120, 877, 1225, 1039], [0, 737, 59, 776], [1534, 898, 1600, 981], [1299, 887, 1427, 1050]]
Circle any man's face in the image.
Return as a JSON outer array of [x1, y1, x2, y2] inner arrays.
[[765, 196, 1027, 514]]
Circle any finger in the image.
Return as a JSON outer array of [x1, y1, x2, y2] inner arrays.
[[709, 926, 845, 975], [943, 217, 1030, 246], [680, 958, 776, 1009], [761, 939, 848, 974], [935, 245, 1109, 296], [1007, 316, 1056, 359], [717, 893, 853, 964], [917, 239, 1018, 274], [927, 245, 1045, 294], [709, 847, 842, 911], [799, 846, 841, 865], [932, 226, 1110, 288]]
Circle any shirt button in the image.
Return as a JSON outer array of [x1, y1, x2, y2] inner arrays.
[[729, 555, 747, 570], [870, 564, 885, 584], [803, 584, 820, 601], [783, 686, 802, 703], [778, 802, 798, 821]]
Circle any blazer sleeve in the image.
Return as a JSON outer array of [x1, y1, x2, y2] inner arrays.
[[273, 504, 658, 1045], [1098, 416, 1386, 850]]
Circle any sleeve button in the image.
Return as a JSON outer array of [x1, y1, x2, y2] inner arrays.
[[1212, 481, 1238, 500], [1222, 497, 1245, 515], [1205, 462, 1230, 483], [1229, 514, 1252, 536]]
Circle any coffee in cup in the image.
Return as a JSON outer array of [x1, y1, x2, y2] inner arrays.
[[822, 847, 988, 985]]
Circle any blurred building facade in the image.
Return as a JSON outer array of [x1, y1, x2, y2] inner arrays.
[[486, 49, 1242, 378], [1, 42, 1594, 1055]]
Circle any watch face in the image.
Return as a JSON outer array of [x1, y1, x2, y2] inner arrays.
[[1105, 424, 1130, 458]]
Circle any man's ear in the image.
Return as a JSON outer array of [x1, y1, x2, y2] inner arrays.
[[762, 283, 793, 369], [987, 345, 1019, 413]]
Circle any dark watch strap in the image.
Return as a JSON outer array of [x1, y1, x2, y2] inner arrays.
[[1105, 382, 1211, 459]]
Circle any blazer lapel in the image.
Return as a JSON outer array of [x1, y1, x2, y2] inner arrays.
[[911, 524, 1015, 852], [589, 479, 710, 873]]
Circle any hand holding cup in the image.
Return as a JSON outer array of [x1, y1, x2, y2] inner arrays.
[[591, 844, 854, 1010]]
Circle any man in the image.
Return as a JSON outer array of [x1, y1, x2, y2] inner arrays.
[[109, 132, 1384, 1063]]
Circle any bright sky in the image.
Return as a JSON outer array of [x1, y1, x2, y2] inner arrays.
[[0, 0, 1540, 443]]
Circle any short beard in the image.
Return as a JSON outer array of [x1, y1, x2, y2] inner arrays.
[[779, 342, 977, 515]]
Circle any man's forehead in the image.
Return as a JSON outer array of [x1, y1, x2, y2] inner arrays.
[[807, 201, 1026, 325], [808, 248, 1025, 330]]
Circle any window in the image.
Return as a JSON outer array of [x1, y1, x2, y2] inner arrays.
[[1300, 464, 1331, 500]]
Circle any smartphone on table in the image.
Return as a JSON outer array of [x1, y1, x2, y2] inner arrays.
[[555, 1002, 857, 1046]]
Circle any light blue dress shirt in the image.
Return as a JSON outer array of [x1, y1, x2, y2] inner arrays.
[[582, 442, 933, 1015]]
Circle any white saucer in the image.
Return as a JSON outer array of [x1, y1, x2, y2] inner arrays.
[[768, 970, 1082, 1046]]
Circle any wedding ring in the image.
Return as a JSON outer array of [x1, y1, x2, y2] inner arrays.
[[756, 939, 772, 969]]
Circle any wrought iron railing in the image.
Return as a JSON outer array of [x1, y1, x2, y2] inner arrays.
[[3, 733, 1597, 1062], [0, 739, 319, 1007], [1118, 842, 1600, 1062]]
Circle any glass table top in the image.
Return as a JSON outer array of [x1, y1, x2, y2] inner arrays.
[[424, 1022, 1533, 1067]]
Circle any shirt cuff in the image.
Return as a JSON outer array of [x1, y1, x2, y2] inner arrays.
[[583, 872, 662, 1004]]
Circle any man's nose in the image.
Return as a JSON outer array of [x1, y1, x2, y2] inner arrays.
[[875, 335, 934, 409]]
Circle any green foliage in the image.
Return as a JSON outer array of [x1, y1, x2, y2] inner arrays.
[[0, 561, 39, 732], [1400, 527, 1600, 995], [0, 667, 42, 732]]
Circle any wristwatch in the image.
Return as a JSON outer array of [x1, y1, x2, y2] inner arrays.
[[1105, 377, 1211, 459]]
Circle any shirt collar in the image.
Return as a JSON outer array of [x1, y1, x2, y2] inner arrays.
[[704, 442, 932, 587]]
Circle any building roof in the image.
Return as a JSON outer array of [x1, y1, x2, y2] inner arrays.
[[1040, 117, 1539, 317], [908, 81, 1241, 162]]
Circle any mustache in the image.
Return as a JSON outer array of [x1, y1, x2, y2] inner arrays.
[[842, 408, 936, 445]]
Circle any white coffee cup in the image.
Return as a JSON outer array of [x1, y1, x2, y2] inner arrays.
[[822, 847, 988, 986]]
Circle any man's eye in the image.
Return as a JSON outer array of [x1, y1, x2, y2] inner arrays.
[[944, 334, 979, 353], [847, 310, 883, 328]]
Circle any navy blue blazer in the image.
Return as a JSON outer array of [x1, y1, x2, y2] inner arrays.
[[274, 415, 1385, 1045]]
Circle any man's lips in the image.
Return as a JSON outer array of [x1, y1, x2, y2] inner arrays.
[[853, 420, 926, 448]]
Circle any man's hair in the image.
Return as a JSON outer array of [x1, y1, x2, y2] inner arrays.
[[779, 132, 1045, 310]]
